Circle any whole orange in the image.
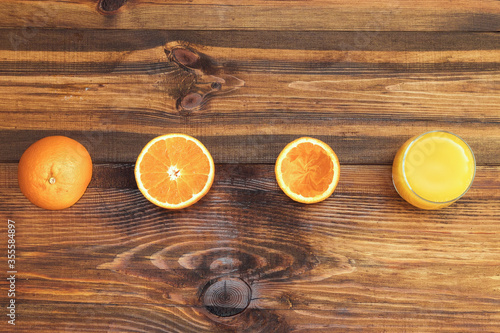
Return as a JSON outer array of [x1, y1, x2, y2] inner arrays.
[[18, 136, 93, 210]]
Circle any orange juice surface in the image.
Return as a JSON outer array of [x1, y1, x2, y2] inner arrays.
[[392, 131, 475, 209]]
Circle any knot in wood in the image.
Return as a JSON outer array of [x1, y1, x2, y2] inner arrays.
[[178, 92, 204, 111], [201, 277, 251, 317], [211, 82, 222, 91], [171, 48, 201, 70], [98, 0, 127, 13]]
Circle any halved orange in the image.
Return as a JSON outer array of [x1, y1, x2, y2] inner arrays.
[[134, 133, 215, 209], [275, 137, 340, 204]]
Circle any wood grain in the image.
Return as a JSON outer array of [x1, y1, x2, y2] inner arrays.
[[1, 0, 499, 331], [2, 30, 500, 53], [0, 0, 499, 31], [0, 30, 499, 164], [1, 163, 499, 331]]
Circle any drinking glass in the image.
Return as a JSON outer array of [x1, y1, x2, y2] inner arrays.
[[392, 131, 476, 209]]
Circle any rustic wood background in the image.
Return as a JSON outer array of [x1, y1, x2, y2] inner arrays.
[[1, 0, 499, 332]]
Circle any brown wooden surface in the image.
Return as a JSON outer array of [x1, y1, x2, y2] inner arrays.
[[1, 0, 500, 31], [1, 0, 499, 332]]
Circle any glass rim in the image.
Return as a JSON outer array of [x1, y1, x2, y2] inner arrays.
[[401, 130, 476, 205]]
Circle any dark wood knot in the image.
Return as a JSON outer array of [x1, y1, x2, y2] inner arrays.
[[164, 41, 245, 113], [170, 48, 201, 70], [211, 82, 222, 91], [201, 277, 252, 317], [176, 80, 224, 112], [98, 0, 127, 13], [177, 92, 204, 112]]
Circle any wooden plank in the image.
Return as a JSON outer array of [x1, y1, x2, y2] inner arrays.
[[1, 163, 499, 331], [2, 30, 500, 53], [0, 35, 499, 164], [1, 128, 499, 166], [0, 0, 499, 31], [12, 303, 500, 332], [1, 1, 498, 332]]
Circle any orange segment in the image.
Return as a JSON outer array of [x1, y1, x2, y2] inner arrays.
[[135, 134, 214, 209], [275, 137, 340, 204]]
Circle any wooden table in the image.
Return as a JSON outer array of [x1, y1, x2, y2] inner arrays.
[[1, 1, 499, 331]]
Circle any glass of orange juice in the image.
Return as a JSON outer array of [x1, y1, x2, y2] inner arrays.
[[392, 131, 476, 209]]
